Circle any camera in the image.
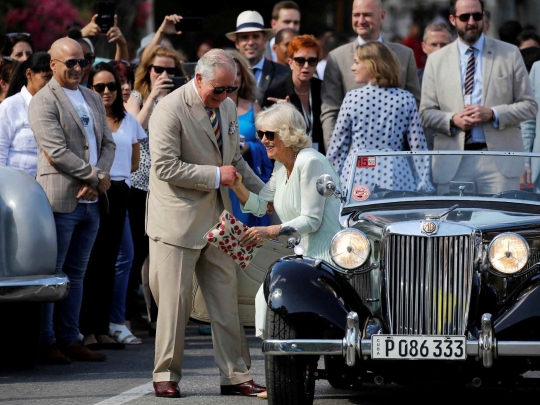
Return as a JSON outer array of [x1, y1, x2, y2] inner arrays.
[[97, 0, 115, 33], [174, 17, 203, 32]]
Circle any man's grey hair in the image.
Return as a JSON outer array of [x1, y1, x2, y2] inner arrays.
[[423, 22, 452, 42], [195, 49, 236, 81]]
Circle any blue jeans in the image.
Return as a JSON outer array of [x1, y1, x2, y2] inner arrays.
[[42, 203, 100, 344], [110, 212, 134, 324]]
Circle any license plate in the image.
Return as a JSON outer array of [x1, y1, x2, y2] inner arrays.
[[371, 335, 466, 360]]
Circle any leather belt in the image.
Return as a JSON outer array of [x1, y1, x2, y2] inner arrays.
[[464, 143, 487, 150]]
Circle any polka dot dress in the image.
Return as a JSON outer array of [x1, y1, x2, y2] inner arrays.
[[326, 83, 433, 193]]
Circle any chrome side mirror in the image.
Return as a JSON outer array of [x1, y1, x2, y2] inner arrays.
[[316, 174, 344, 201], [278, 226, 301, 249]]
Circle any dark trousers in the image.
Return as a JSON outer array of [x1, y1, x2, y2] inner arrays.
[[80, 180, 130, 336], [125, 187, 158, 323]]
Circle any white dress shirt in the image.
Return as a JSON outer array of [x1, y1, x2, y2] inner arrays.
[[0, 86, 38, 177]]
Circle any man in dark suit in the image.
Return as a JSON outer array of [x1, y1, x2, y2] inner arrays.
[[226, 10, 289, 105], [321, 0, 421, 149]]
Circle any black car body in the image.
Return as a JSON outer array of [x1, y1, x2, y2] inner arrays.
[[261, 151, 540, 404]]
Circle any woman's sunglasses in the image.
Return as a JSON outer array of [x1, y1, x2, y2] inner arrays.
[[54, 58, 90, 69], [455, 12, 483, 22], [109, 59, 130, 67], [210, 83, 238, 95], [293, 57, 319, 67], [151, 65, 176, 75], [92, 81, 118, 93], [256, 130, 276, 141]]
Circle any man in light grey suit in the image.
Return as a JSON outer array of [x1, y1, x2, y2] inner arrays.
[[147, 49, 266, 398], [321, 0, 421, 149], [29, 38, 115, 364], [420, 0, 538, 194], [521, 60, 540, 192]]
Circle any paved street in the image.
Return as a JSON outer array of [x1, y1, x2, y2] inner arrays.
[[1, 322, 539, 405]]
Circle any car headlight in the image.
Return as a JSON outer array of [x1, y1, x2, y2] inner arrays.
[[330, 229, 371, 270], [488, 233, 529, 274]]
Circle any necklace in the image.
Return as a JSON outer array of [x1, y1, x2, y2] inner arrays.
[[286, 152, 299, 180], [295, 89, 309, 96]]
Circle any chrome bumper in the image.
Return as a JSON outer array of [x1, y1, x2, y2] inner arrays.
[[0, 273, 69, 302], [261, 312, 540, 368]]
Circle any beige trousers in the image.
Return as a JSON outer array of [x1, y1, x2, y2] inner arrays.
[[149, 236, 252, 385]]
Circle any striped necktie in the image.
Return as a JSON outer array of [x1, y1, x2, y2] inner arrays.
[[206, 108, 222, 152], [464, 46, 475, 143]]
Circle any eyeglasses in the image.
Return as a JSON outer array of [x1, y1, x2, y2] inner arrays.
[[293, 57, 319, 67], [150, 65, 176, 75], [84, 53, 96, 64], [256, 130, 276, 141], [109, 59, 130, 67], [210, 83, 238, 95], [0, 56, 15, 71], [54, 58, 90, 69], [92, 81, 118, 93], [6, 32, 30, 39], [455, 12, 484, 22]]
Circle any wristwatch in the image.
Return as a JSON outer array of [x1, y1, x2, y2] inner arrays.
[[97, 170, 105, 180]]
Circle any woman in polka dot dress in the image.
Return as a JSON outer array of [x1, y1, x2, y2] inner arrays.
[[326, 41, 433, 194]]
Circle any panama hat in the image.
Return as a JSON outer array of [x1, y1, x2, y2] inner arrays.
[[226, 10, 275, 41]]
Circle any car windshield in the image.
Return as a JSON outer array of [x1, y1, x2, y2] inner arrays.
[[342, 151, 540, 208]]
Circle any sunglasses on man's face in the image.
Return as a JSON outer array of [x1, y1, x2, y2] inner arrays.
[[293, 57, 319, 67], [84, 53, 96, 64], [455, 12, 483, 22], [151, 65, 176, 75], [210, 83, 238, 95], [54, 58, 90, 69], [92, 81, 118, 93], [256, 130, 276, 141]]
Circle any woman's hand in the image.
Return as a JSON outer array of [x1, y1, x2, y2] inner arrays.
[[107, 16, 126, 44], [81, 15, 101, 38], [266, 95, 290, 104], [158, 14, 183, 35], [231, 172, 243, 190], [240, 227, 270, 247], [149, 74, 173, 101]]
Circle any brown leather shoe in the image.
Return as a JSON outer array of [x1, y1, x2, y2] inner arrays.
[[153, 381, 181, 398], [221, 380, 266, 396], [58, 340, 107, 362], [39, 342, 71, 365]]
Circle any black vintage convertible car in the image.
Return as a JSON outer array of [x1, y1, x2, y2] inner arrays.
[[261, 151, 540, 404]]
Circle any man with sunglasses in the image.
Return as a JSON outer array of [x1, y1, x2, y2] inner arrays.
[[321, 0, 421, 150], [28, 38, 116, 364], [146, 49, 266, 398], [420, 0, 538, 195]]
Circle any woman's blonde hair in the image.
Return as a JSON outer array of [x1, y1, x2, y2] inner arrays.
[[355, 41, 400, 88], [256, 103, 312, 152], [224, 49, 259, 101], [134, 45, 185, 102]]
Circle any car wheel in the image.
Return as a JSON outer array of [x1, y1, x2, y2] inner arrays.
[[0, 302, 43, 370], [265, 307, 318, 405]]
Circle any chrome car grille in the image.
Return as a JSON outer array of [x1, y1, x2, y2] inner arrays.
[[384, 232, 475, 336]]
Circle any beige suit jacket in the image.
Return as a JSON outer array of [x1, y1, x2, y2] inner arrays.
[[146, 81, 265, 249], [28, 77, 116, 213], [321, 40, 421, 149], [420, 37, 538, 184]]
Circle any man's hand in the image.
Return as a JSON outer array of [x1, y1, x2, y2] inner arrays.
[[97, 172, 111, 194], [81, 14, 101, 37], [219, 166, 237, 187], [452, 113, 478, 131], [158, 14, 183, 35], [77, 184, 98, 201], [461, 105, 494, 124], [107, 15, 126, 44]]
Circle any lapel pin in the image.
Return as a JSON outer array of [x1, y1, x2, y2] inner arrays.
[[265, 75, 270, 81]]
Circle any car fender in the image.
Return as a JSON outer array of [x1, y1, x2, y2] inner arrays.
[[494, 276, 540, 340], [264, 256, 371, 332]]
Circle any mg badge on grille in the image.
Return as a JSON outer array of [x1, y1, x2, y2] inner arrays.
[[423, 221, 437, 234]]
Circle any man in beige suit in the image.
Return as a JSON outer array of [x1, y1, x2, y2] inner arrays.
[[321, 0, 421, 149], [420, 0, 538, 194], [147, 49, 266, 398], [29, 38, 115, 364]]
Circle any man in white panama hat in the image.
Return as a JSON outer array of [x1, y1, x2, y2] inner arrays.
[[227, 10, 289, 105]]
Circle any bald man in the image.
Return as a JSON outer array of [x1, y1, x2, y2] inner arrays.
[[29, 38, 116, 364]]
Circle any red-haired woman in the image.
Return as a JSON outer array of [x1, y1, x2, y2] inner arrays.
[[262, 34, 325, 155]]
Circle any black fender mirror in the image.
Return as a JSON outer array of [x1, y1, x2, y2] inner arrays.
[[278, 226, 301, 249]]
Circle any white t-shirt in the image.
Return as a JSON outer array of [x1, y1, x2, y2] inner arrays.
[[62, 87, 98, 167], [110, 113, 146, 187]]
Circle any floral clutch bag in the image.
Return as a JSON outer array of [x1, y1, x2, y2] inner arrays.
[[204, 210, 264, 269]]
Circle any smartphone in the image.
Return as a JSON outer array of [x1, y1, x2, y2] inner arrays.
[[97, 0, 115, 34], [174, 17, 203, 32], [170, 76, 188, 92]]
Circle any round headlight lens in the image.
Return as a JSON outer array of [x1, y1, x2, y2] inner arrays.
[[488, 233, 529, 274], [330, 229, 371, 270]]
